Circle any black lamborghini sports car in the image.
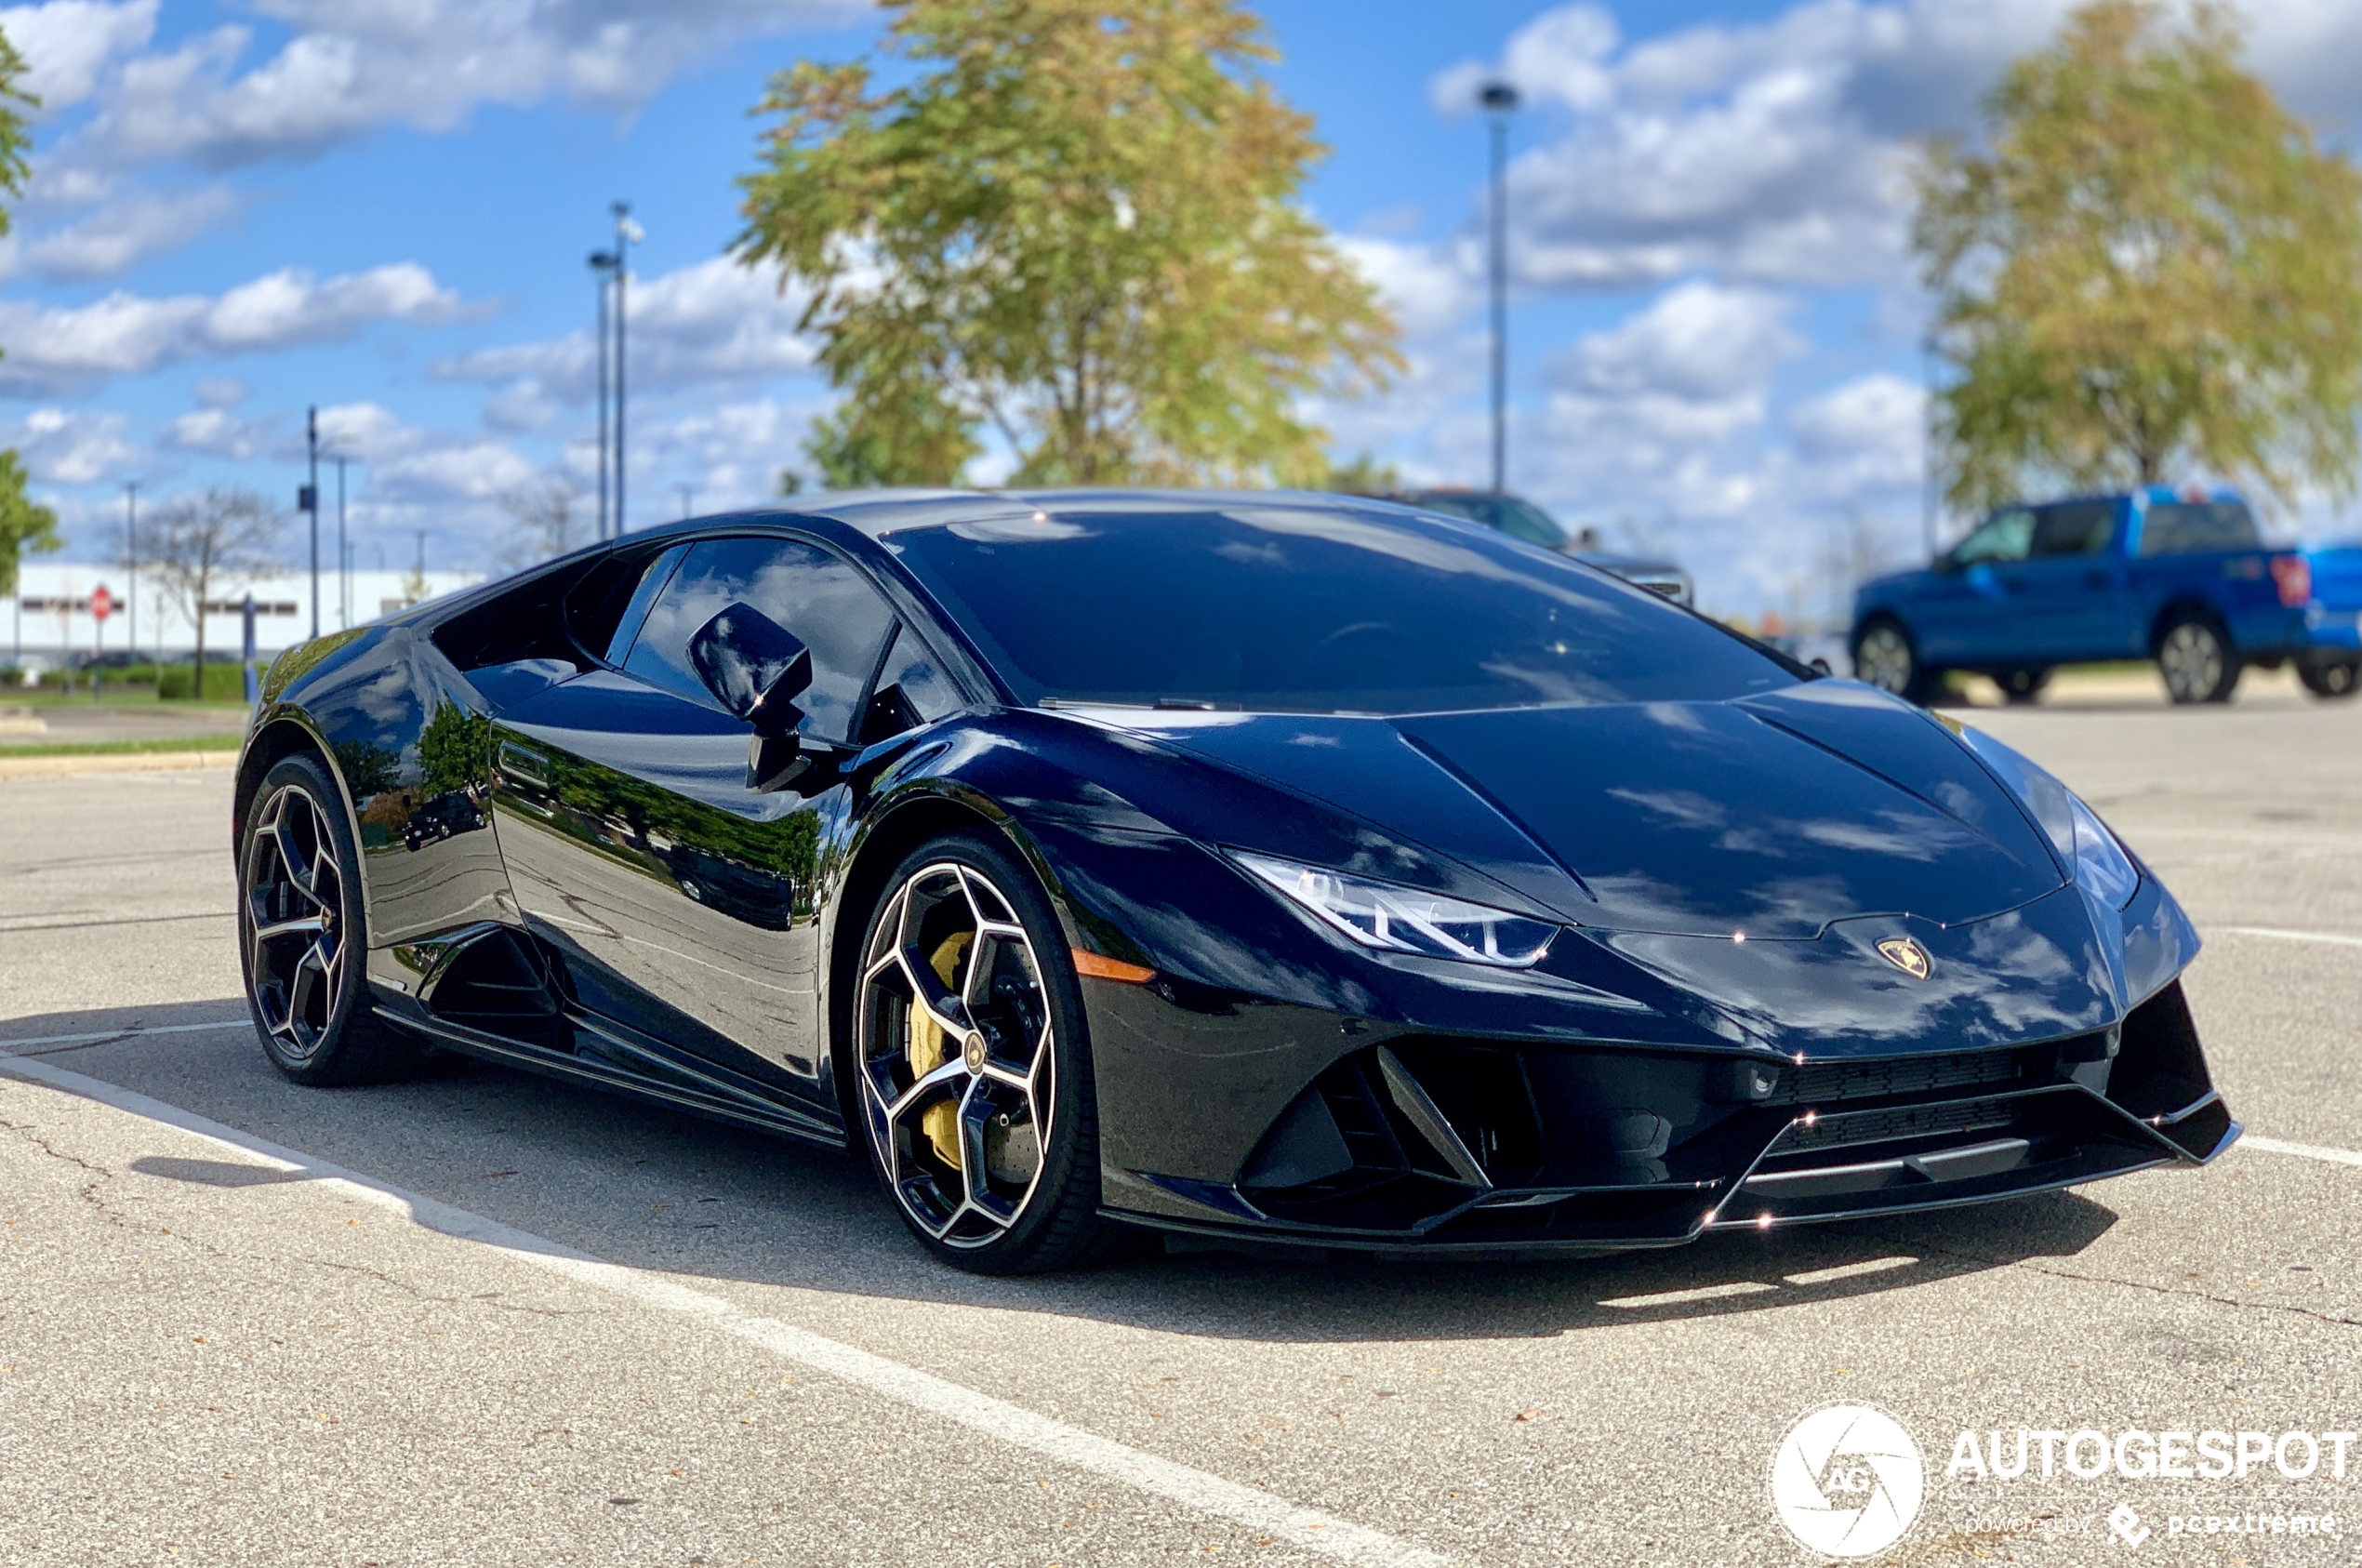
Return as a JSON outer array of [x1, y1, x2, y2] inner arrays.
[[232, 490, 2236, 1272]]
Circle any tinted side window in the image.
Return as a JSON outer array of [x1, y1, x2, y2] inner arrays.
[[856, 621, 966, 743], [1951, 509, 2034, 566], [2141, 502, 2259, 555], [602, 544, 687, 666], [624, 537, 896, 742], [2030, 503, 2115, 557]]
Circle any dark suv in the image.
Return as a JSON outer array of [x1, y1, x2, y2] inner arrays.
[[1390, 488, 1693, 605]]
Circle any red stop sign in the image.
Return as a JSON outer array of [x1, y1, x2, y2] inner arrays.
[[90, 584, 113, 622]]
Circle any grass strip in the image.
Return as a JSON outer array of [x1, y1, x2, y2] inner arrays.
[[0, 733, 245, 758]]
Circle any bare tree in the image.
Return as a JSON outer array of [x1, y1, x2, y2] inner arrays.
[[1815, 511, 1900, 632], [499, 474, 585, 569], [146, 487, 282, 695]]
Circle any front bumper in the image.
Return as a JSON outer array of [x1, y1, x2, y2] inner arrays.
[[1097, 977, 2234, 1256]]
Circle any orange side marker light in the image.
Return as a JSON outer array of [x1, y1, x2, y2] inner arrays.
[[1072, 949, 1156, 984]]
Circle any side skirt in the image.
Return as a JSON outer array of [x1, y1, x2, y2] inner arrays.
[[382, 1003, 849, 1151]]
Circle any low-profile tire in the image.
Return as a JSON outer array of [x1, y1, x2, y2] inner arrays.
[[1997, 666, 2052, 705], [238, 752, 427, 1085], [2299, 656, 2361, 698], [848, 831, 1103, 1275], [1851, 618, 1934, 704], [2156, 613, 2240, 704]]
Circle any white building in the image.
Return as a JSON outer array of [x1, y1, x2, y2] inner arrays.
[[8, 560, 486, 668]]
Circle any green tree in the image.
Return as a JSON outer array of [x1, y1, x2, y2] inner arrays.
[[0, 448, 58, 601], [736, 0, 1400, 489], [417, 702, 492, 798], [1916, 1, 2362, 512], [1321, 451, 1400, 497], [0, 31, 46, 605]]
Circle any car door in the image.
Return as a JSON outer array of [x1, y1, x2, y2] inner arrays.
[[1909, 507, 2034, 665], [1998, 500, 2122, 660], [489, 534, 896, 1099]]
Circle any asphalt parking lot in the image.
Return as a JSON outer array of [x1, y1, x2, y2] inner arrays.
[[3, 677, 2358, 1567]]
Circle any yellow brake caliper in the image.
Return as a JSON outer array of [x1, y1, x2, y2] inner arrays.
[[907, 930, 973, 1171]]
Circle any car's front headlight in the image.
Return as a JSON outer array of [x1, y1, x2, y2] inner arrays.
[[1229, 851, 1558, 968], [1957, 727, 2139, 910]]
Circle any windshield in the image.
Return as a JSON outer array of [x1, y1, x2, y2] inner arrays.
[[885, 503, 1798, 715]]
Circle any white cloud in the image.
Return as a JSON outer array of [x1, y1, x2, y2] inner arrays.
[[162, 405, 272, 461], [1336, 234, 1476, 340], [0, 185, 239, 281], [432, 256, 817, 403], [0, 0, 156, 113], [0, 261, 471, 393], [1436, 0, 2362, 295], [1557, 281, 1800, 402], [7, 405, 137, 482], [65, 0, 865, 172]]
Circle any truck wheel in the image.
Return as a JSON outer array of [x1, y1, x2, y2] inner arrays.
[[2157, 614, 2240, 705], [1997, 667, 2053, 705], [1852, 619, 1932, 704], [2299, 657, 2361, 698]]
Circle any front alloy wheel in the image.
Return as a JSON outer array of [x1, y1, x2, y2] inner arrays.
[[853, 836, 1103, 1272], [2158, 617, 2238, 704], [239, 752, 423, 1084]]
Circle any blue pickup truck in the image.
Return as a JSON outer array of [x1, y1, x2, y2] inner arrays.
[[1851, 487, 2362, 705]]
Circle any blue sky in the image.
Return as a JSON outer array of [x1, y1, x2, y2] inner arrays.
[[2, 0, 2355, 615]]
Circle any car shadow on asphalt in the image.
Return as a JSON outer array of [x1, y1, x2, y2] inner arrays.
[[4, 1000, 2128, 1346]]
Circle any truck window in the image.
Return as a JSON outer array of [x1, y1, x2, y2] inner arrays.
[[2031, 503, 2115, 557], [1950, 508, 2034, 567], [2141, 502, 2258, 555]]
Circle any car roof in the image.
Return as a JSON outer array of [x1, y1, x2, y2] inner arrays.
[[630, 487, 1438, 543]]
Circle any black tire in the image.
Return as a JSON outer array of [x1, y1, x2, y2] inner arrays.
[[1997, 666, 2052, 705], [238, 752, 429, 1085], [2299, 657, 2361, 698], [2156, 613, 2240, 704], [846, 831, 1103, 1274], [1851, 618, 1934, 704]]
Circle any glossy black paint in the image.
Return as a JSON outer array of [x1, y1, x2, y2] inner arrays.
[[237, 489, 2236, 1257]]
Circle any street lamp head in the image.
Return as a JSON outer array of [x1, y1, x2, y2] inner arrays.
[[1480, 81, 1519, 114], [589, 250, 617, 271]]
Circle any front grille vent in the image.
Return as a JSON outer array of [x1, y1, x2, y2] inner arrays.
[[1778, 1096, 2015, 1153], [1771, 1050, 2021, 1107]]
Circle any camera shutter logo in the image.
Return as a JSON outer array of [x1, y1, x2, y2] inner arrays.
[[1769, 1403, 1925, 1558]]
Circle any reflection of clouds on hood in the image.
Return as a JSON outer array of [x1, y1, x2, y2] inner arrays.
[[1602, 895, 2111, 1054]]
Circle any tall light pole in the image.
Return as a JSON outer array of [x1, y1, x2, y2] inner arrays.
[[303, 405, 321, 640], [123, 481, 138, 664], [1480, 82, 1519, 496], [612, 201, 638, 535], [333, 456, 351, 630], [589, 247, 616, 539], [677, 483, 694, 520], [1920, 332, 1940, 559]]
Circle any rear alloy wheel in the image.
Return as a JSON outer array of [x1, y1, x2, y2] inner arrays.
[[852, 834, 1103, 1274], [240, 752, 425, 1084], [2299, 657, 2361, 698], [2157, 615, 2240, 704], [1852, 619, 1930, 703]]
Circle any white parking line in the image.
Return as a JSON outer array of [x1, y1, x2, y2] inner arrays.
[[0, 1017, 252, 1050], [2240, 1135, 2362, 1170], [0, 1046, 1446, 1568], [2212, 925, 2362, 950]]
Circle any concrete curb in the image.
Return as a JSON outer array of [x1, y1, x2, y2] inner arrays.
[[0, 748, 239, 780]]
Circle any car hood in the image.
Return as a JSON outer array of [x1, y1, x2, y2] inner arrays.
[[1111, 681, 2065, 940]]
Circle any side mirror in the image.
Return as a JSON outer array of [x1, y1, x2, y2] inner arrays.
[[689, 603, 831, 791], [689, 602, 812, 737]]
